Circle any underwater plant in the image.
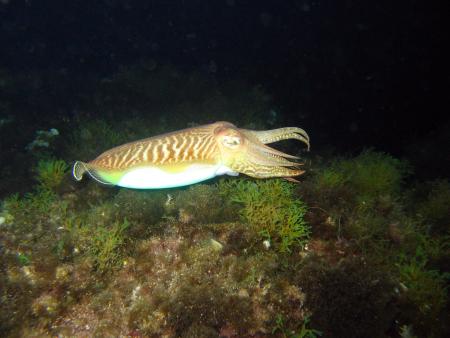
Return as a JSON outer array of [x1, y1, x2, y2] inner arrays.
[[114, 189, 165, 226], [399, 325, 418, 338], [416, 179, 450, 233], [3, 189, 58, 230], [35, 158, 69, 191], [302, 150, 413, 255], [219, 178, 309, 253], [396, 244, 449, 336], [272, 314, 322, 338], [314, 166, 346, 191], [172, 184, 226, 224], [337, 149, 410, 208], [87, 218, 130, 273], [311, 149, 410, 209]]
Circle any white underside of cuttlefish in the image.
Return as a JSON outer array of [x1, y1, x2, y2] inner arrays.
[[72, 121, 309, 189], [115, 164, 238, 189]]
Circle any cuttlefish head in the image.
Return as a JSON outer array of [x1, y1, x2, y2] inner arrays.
[[213, 121, 309, 180]]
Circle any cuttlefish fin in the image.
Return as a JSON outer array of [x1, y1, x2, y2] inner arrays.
[[72, 161, 87, 181], [72, 161, 113, 186]]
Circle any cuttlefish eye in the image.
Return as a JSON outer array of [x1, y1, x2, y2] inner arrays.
[[222, 135, 242, 148], [215, 127, 243, 149]]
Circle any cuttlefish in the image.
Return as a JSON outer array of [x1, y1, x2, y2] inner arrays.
[[73, 121, 309, 189]]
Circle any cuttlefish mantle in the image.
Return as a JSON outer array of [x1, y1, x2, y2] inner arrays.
[[72, 121, 310, 189]]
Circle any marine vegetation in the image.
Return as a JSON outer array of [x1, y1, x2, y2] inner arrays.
[[34, 158, 69, 191], [171, 184, 228, 224], [87, 218, 131, 272], [415, 179, 450, 234], [302, 149, 412, 254], [272, 314, 322, 338], [298, 150, 449, 337], [219, 178, 309, 253], [72, 121, 310, 189]]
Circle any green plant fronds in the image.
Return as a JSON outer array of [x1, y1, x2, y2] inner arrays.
[[340, 149, 410, 201], [396, 245, 449, 324], [172, 184, 228, 224], [35, 158, 69, 191], [114, 190, 165, 226], [88, 218, 130, 273], [272, 314, 322, 338], [314, 167, 346, 191], [399, 325, 418, 338], [408, 232, 450, 263], [17, 252, 31, 266], [219, 178, 309, 253], [4, 189, 57, 226], [416, 179, 450, 233], [311, 149, 410, 209]]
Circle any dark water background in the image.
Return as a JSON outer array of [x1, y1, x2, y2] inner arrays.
[[0, 0, 448, 180]]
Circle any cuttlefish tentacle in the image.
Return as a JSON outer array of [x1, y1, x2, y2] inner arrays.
[[245, 143, 300, 167], [232, 162, 305, 179], [244, 127, 310, 150], [73, 121, 309, 189]]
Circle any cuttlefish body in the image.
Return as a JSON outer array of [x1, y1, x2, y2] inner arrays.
[[73, 121, 310, 189]]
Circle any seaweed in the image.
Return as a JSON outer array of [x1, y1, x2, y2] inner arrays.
[[34, 158, 69, 191], [86, 218, 131, 273], [219, 178, 310, 253], [272, 314, 322, 338], [416, 179, 450, 234], [396, 243, 449, 337], [171, 184, 231, 224]]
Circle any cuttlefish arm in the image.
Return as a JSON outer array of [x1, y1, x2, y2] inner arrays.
[[73, 121, 310, 189], [242, 127, 310, 151]]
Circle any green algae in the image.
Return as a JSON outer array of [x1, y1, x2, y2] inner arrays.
[[114, 190, 165, 220], [88, 218, 130, 273], [396, 243, 449, 336], [416, 179, 450, 233], [272, 314, 322, 338], [172, 184, 229, 224], [298, 150, 449, 337], [35, 158, 69, 191], [219, 178, 310, 253]]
